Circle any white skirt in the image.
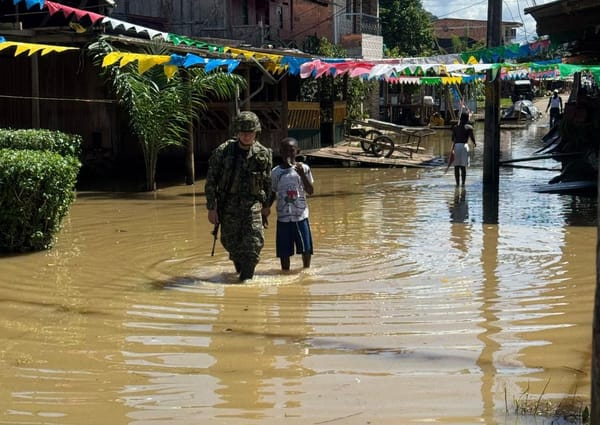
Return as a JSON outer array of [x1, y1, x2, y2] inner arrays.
[[453, 143, 470, 167]]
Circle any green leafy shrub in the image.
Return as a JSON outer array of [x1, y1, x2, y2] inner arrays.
[[0, 143, 80, 252], [0, 128, 82, 158]]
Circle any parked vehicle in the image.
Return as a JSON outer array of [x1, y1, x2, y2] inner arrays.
[[511, 80, 535, 103], [502, 99, 542, 121]]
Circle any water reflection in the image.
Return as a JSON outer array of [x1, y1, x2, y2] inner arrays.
[[0, 121, 596, 424], [478, 223, 501, 421], [449, 187, 469, 223], [448, 188, 471, 256]]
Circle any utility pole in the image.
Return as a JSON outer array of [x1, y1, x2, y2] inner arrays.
[[594, 238, 600, 423], [482, 0, 502, 223], [593, 58, 600, 425]]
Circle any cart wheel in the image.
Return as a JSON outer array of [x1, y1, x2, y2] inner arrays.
[[361, 130, 382, 152], [372, 135, 395, 158]]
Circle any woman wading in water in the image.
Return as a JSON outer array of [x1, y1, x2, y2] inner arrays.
[[450, 111, 476, 186]]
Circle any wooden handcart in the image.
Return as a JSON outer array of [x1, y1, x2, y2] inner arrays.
[[344, 118, 436, 159]]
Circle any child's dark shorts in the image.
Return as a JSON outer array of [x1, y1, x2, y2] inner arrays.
[[276, 218, 313, 258]]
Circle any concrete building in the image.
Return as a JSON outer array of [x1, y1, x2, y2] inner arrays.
[[112, 0, 383, 59], [432, 18, 522, 53]]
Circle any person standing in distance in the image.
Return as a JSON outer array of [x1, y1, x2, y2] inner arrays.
[[271, 137, 314, 271], [205, 111, 273, 282], [545, 89, 563, 128], [450, 111, 476, 186]]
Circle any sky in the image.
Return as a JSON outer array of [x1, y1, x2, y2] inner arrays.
[[421, 0, 558, 44]]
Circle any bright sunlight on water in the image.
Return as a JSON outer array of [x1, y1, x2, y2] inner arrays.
[[0, 120, 595, 425]]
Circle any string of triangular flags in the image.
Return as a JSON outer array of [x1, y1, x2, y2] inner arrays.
[[0, 37, 77, 55], [4, 0, 600, 83], [2, 38, 589, 83]]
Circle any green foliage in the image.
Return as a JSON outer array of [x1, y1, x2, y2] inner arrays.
[[89, 38, 245, 191], [0, 128, 82, 158], [0, 148, 80, 252], [451, 36, 468, 55], [347, 78, 377, 120], [380, 0, 436, 57], [506, 381, 589, 424], [312, 37, 345, 58]]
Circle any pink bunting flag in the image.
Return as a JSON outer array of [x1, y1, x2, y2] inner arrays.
[[45, 1, 104, 24], [300, 59, 374, 79], [313, 61, 333, 78], [333, 61, 374, 78], [299, 60, 336, 79], [330, 62, 353, 76], [349, 65, 374, 78], [299, 61, 317, 79]]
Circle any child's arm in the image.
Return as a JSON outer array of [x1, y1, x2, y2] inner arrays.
[[269, 170, 278, 208], [295, 163, 314, 195]]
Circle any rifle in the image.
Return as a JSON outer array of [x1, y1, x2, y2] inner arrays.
[[210, 222, 219, 256]]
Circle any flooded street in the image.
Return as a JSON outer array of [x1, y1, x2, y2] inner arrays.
[[0, 121, 596, 425]]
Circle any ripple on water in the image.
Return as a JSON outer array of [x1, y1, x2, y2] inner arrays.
[[0, 125, 595, 423]]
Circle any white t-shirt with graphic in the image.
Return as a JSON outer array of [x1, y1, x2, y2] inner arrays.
[[271, 164, 314, 222]]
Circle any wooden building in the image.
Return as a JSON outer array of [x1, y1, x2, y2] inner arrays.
[[524, 0, 600, 187], [525, 0, 600, 63], [0, 1, 128, 176], [0, 0, 382, 181], [112, 0, 382, 58]]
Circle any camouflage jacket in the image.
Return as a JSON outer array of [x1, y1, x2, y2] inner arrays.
[[205, 139, 273, 210]]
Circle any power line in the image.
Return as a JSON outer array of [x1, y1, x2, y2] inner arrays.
[[421, 0, 488, 19], [514, 0, 531, 42], [0, 94, 116, 103]]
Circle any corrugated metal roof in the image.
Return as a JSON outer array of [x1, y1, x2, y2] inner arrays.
[[524, 0, 600, 38]]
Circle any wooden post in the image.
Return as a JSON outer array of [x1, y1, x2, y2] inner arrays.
[[592, 68, 600, 424], [184, 70, 194, 185], [281, 75, 289, 146], [482, 0, 502, 225], [594, 226, 600, 423], [483, 0, 501, 189], [224, 0, 232, 37], [31, 54, 40, 129]]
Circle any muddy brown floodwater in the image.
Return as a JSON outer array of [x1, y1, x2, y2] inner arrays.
[[0, 120, 596, 425]]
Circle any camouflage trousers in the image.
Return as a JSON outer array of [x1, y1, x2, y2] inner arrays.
[[219, 198, 265, 271]]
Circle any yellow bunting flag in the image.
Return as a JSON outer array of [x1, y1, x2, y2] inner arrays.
[[101, 52, 122, 67], [441, 76, 463, 85], [101, 52, 171, 74], [163, 64, 178, 80], [0, 41, 77, 56], [225, 47, 282, 63]]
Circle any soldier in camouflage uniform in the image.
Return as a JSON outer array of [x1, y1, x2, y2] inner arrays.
[[205, 111, 273, 282]]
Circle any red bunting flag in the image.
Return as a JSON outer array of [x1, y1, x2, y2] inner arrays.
[[45, 1, 105, 24]]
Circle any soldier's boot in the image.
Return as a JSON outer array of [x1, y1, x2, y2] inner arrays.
[[234, 261, 241, 273], [239, 265, 255, 282]]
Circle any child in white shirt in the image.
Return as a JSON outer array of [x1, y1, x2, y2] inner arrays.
[[271, 137, 314, 270]]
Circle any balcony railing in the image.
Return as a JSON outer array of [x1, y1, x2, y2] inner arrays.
[[336, 13, 380, 37]]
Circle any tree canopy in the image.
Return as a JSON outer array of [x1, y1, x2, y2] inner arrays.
[[379, 0, 436, 57]]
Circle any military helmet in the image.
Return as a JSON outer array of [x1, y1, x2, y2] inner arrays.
[[235, 111, 261, 133]]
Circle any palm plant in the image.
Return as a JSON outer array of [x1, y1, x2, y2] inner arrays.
[[90, 39, 245, 191]]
